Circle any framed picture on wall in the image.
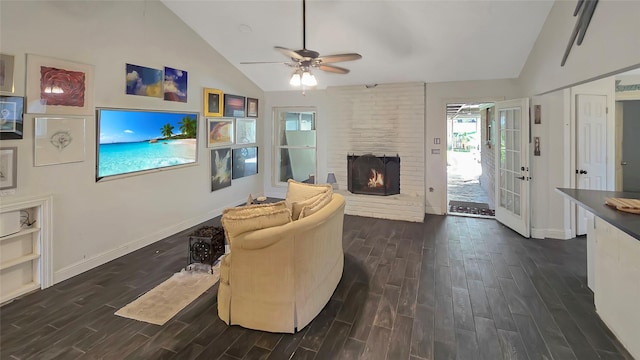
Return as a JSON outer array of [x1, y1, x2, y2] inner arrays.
[[0, 147, 17, 190], [232, 146, 258, 179], [0, 54, 15, 93], [235, 118, 256, 144], [125, 63, 163, 98], [26, 54, 94, 115], [211, 148, 231, 191], [0, 95, 24, 139], [207, 118, 234, 147], [204, 88, 223, 117], [163, 66, 188, 102], [246, 97, 258, 117], [34, 117, 86, 166], [223, 94, 245, 117]]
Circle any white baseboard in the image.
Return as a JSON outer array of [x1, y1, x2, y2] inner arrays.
[[531, 227, 572, 240], [53, 198, 243, 284]]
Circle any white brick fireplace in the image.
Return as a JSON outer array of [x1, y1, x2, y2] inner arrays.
[[326, 83, 426, 222]]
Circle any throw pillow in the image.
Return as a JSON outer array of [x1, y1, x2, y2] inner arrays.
[[290, 191, 325, 220], [222, 201, 291, 241], [299, 191, 333, 219], [285, 179, 332, 213], [223, 200, 287, 216]]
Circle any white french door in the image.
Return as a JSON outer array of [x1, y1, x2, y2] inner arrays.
[[494, 98, 530, 238]]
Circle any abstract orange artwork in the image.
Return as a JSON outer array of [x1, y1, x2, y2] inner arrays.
[[40, 66, 86, 107]]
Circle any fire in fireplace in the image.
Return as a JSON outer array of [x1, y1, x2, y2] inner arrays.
[[348, 154, 400, 196]]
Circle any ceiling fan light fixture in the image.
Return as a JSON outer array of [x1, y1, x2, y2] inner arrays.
[[301, 71, 317, 87], [289, 72, 302, 86]]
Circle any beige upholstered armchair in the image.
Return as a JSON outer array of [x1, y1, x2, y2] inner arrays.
[[218, 192, 345, 333]]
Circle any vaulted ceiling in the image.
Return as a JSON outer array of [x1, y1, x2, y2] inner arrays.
[[162, 0, 554, 92]]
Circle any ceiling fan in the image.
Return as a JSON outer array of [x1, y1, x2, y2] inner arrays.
[[241, 0, 362, 87]]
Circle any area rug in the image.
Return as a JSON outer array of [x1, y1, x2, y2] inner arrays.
[[449, 200, 495, 217], [115, 263, 220, 325]]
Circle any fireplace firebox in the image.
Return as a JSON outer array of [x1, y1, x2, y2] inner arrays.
[[347, 154, 400, 196]]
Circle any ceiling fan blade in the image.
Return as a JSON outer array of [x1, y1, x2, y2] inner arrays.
[[274, 46, 304, 61], [317, 53, 362, 64], [240, 61, 287, 64], [317, 64, 350, 74]]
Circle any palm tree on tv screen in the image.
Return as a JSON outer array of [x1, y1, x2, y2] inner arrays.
[[179, 116, 197, 138], [161, 123, 174, 139]]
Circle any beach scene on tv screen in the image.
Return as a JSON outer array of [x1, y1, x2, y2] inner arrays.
[[98, 109, 197, 178]]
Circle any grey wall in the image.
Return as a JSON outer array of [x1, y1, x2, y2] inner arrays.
[[622, 101, 640, 191]]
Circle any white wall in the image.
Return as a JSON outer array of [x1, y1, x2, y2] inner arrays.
[[519, 0, 640, 96], [531, 90, 572, 239], [425, 79, 521, 214], [0, 1, 263, 283]]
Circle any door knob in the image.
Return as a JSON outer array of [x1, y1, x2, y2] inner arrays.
[[621, 161, 628, 166], [579, 170, 588, 174], [517, 176, 525, 180]]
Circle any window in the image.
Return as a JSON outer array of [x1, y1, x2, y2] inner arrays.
[[274, 107, 316, 184]]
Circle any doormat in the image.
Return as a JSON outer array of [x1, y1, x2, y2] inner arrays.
[[115, 263, 220, 325], [449, 200, 495, 217]]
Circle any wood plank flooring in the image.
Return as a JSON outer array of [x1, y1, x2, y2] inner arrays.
[[0, 214, 634, 359]]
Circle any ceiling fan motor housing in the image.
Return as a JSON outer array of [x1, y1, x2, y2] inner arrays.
[[296, 49, 320, 59]]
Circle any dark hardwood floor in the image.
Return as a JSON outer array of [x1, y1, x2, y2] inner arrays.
[[0, 214, 634, 360]]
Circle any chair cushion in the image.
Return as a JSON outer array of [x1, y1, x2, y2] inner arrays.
[[222, 201, 291, 240]]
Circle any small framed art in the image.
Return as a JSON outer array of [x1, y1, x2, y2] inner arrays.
[[246, 97, 258, 117], [164, 66, 188, 102], [0, 147, 17, 190], [204, 88, 223, 117], [207, 118, 234, 147], [125, 63, 163, 98], [223, 94, 245, 117], [0, 54, 15, 93], [235, 118, 256, 144], [34, 117, 86, 166], [0, 95, 24, 139]]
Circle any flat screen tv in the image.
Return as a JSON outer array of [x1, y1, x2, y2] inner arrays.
[[96, 108, 198, 181]]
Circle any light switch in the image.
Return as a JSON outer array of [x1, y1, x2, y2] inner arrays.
[[434, 138, 441, 144]]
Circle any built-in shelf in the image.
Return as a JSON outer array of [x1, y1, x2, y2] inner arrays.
[[0, 195, 53, 304], [0, 253, 41, 271], [0, 227, 40, 243]]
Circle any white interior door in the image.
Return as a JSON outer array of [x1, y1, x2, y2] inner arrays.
[[494, 98, 530, 238], [576, 94, 607, 235]]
